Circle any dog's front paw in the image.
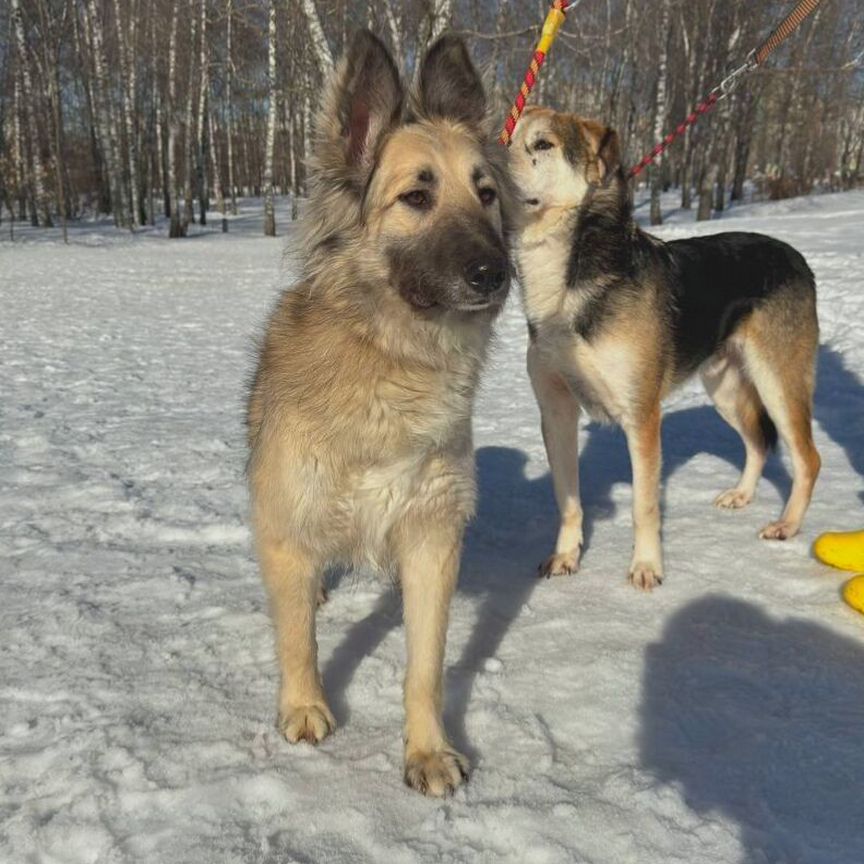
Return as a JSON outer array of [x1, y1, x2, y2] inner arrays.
[[714, 488, 753, 509], [279, 703, 336, 745], [539, 548, 581, 578], [629, 561, 663, 591], [404, 746, 469, 797], [759, 520, 800, 541]]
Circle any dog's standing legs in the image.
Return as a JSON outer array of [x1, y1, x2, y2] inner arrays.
[[701, 351, 770, 509], [257, 534, 335, 743], [394, 519, 468, 797], [528, 344, 584, 577], [624, 405, 664, 590], [744, 343, 820, 540]]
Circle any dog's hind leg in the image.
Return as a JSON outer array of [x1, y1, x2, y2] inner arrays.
[[257, 534, 335, 744], [701, 348, 772, 510], [528, 344, 584, 577], [741, 321, 820, 540], [623, 404, 664, 590], [394, 519, 468, 797]]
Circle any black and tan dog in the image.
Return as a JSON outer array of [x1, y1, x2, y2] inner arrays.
[[247, 32, 510, 796], [510, 106, 820, 590]]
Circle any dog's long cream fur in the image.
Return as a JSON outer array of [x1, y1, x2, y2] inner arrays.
[[247, 32, 510, 796]]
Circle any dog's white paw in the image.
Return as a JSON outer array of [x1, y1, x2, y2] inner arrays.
[[539, 549, 581, 578], [279, 703, 336, 745], [404, 747, 469, 797], [714, 488, 753, 509], [759, 520, 800, 541], [629, 561, 663, 591]]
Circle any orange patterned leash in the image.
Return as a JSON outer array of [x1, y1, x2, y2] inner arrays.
[[629, 0, 827, 178]]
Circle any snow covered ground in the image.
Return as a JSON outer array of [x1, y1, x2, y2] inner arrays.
[[2, 191, 863, 864]]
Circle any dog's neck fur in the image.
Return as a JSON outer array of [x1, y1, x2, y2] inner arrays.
[[567, 172, 640, 286], [517, 171, 645, 329]]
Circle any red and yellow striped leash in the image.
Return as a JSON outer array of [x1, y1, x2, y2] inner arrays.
[[499, 0, 571, 147]]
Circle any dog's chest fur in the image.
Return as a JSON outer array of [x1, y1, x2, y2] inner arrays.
[[517, 225, 635, 423], [250, 303, 490, 569]]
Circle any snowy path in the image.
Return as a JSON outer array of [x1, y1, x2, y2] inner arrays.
[[2, 194, 863, 863]]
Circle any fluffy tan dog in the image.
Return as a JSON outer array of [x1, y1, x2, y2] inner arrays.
[[247, 31, 511, 795]]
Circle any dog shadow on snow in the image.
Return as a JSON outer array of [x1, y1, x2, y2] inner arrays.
[[815, 344, 864, 504], [322, 402, 799, 760], [640, 595, 864, 864]]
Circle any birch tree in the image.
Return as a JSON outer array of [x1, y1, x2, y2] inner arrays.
[[649, 0, 670, 226], [34, 0, 67, 240], [301, 0, 334, 74], [10, 0, 52, 227], [1, 0, 861, 236], [195, 0, 209, 225], [262, 0, 277, 236], [225, 0, 237, 215], [83, 0, 129, 228], [167, 0, 184, 237], [113, 0, 141, 227]]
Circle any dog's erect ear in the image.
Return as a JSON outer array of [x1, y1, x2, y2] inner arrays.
[[581, 119, 621, 181], [418, 35, 486, 124], [319, 30, 403, 179]]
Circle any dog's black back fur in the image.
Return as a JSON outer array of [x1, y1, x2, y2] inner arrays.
[[665, 232, 815, 376], [567, 172, 816, 383]]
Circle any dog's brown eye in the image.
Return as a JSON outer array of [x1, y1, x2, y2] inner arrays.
[[534, 139, 553, 151], [400, 190, 431, 210], [478, 188, 497, 206]]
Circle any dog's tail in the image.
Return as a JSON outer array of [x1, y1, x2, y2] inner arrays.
[[759, 408, 779, 452]]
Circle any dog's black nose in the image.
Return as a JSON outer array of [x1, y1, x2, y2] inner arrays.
[[465, 260, 507, 293]]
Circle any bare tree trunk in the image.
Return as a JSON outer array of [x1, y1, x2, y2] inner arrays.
[[183, 0, 199, 228], [650, 0, 670, 226], [225, 0, 237, 215], [10, 61, 24, 228], [263, 0, 277, 236], [301, 0, 333, 74], [209, 109, 227, 232], [83, 0, 129, 228], [167, 0, 185, 237], [73, 4, 108, 214], [113, 0, 141, 227], [383, 0, 405, 68], [34, 0, 67, 241], [290, 114, 300, 221], [428, 0, 453, 42], [10, 0, 52, 227], [196, 0, 209, 226]]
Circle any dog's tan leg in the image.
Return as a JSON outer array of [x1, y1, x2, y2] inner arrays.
[[394, 519, 467, 797], [624, 405, 663, 590], [257, 534, 335, 744], [743, 337, 820, 540], [528, 344, 583, 577], [701, 351, 769, 509]]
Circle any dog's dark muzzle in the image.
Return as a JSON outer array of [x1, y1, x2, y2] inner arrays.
[[387, 216, 510, 312]]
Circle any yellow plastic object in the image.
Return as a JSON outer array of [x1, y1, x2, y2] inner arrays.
[[813, 530, 864, 573], [842, 575, 864, 616]]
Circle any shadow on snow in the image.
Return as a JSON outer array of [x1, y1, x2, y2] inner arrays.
[[320, 342, 864, 764], [815, 344, 864, 504], [640, 595, 864, 864]]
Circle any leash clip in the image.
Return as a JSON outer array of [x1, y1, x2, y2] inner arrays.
[[714, 50, 758, 100]]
